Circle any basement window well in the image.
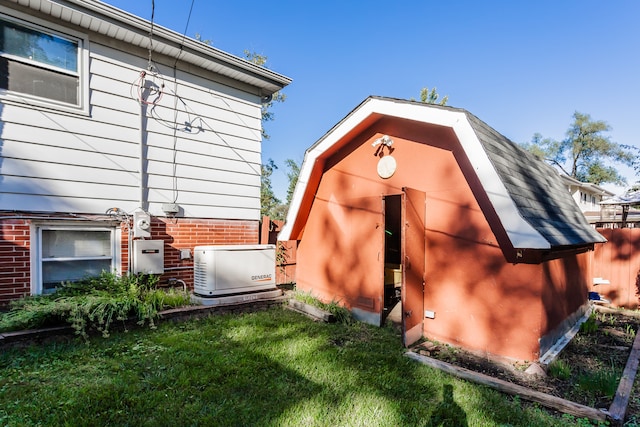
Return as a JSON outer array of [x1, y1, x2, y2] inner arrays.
[[31, 225, 121, 295]]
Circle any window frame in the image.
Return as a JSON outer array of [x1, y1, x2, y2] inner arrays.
[[0, 7, 89, 114], [30, 222, 122, 295]]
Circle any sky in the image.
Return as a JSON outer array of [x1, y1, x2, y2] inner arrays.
[[105, 0, 640, 200]]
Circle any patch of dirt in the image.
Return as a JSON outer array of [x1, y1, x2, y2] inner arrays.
[[412, 308, 640, 419]]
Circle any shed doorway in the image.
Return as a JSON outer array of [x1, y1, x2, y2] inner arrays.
[[382, 194, 402, 324], [382, 189, 426, 347]]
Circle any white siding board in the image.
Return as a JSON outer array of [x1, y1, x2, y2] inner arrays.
[[145, 143, 261, 166], [0, 124, 137, 158], [3, 176, 138, 200], [2, 158, 139, 186], [172, 151, 260, 176], [90, 44, 261, 113], [2, 140, 138, 171], [146, 175, 258, 196], [89, 72, 138, 100], [147, 202, 258, 220], [149, 85, 263, 129], [0, 193, 139, 214], [89, 89, 139, 119], [89, 104, 139, 130], [146, 189, 259, 209], [146, 163, 259, 186], [143, 110, 261, 143], [0, 108, 139, 141], [144, 124, 261, 154]]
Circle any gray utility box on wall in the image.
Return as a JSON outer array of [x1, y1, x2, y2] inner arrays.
[[133, 240, 165, 274], [193, 245, 276, 297]]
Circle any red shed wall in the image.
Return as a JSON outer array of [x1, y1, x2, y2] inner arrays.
[[296, 118, 590, 360]]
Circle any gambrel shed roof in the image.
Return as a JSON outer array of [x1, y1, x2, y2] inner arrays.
[[280, 96, 606, 252]]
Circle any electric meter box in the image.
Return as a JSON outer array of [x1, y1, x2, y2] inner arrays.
[[133, 240, 164, 274], [193, 245, 276, 297]]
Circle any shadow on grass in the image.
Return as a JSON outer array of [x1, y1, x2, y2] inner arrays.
[[0, 308, 569, 426]]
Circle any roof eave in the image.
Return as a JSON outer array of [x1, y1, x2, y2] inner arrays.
[[9, 0, 291, 95]]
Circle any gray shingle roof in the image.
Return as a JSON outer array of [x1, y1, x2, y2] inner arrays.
[[464, 111, 606, 247]]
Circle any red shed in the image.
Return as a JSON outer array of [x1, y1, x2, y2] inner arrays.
[[280, 97, 606, 361]]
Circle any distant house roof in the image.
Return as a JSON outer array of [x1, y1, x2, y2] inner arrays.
[[280, 96, 606, 249], [561, 175, 615, 198], [8, 0, 291, 96]]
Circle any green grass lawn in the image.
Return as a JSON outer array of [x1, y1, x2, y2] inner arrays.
[[0, 307, 598, 426]]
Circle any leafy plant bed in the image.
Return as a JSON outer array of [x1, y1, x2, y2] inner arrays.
[[0, 272, 191, 340], [413, 307, 640, 423]]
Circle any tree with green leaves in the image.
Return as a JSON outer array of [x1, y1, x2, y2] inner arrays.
[[243, 50, 286, 140], [260, 159, 281, 219], [284, 158, 301, 205], [523, 112, 635, 185], [418, 86, 448, 106]]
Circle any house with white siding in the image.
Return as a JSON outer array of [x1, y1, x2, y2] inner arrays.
[[560, 175, 615, 223], [0, 0, 291, 304]]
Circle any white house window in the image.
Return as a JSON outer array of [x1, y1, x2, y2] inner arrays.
[[0, 15, 82, 107], [580, 192, 587, 204], [32, 226, 120, 294]]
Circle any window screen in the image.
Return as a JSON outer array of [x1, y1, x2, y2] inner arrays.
[[0, 17, 79, 105]]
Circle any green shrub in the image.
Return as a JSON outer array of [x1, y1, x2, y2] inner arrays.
[[548, 359, 572, 380], [0, 271, 191, 338], [579, 313, 599, 334]]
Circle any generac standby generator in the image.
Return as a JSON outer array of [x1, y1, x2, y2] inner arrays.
[[193, 245, 276, 297]]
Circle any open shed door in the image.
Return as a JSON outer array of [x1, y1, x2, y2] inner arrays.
[[401, 187, 426, 347]]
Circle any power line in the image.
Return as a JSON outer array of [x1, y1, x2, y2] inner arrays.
[[147, 0, 155, 71]]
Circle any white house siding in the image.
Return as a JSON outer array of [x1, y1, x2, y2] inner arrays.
[[0, 35, 264, 220], [0, 0, 291, 303]]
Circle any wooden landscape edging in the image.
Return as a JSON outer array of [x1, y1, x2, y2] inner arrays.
[[0, 296, 289, 347], [405, 351, 608, 422], [287, 299, 335, 323], [405, 305, 640, 424], [608, 322, 640, 424]]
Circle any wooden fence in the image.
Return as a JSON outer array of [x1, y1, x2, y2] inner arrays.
[[260, 216, 297, 285], [592, 228, 640, 309]]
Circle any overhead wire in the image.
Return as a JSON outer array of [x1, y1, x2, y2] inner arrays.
[[147, 0, 155, 72], [170, 0, 196, 203], [132, 0, 262, 207]]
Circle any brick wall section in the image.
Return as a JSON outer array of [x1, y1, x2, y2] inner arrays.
[[150, 217, 259, 289], [0, 215, 259, 306], [0, 219, 31, 306]]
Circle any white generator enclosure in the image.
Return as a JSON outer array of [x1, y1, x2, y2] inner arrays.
[[193, 245, 276, 297]]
